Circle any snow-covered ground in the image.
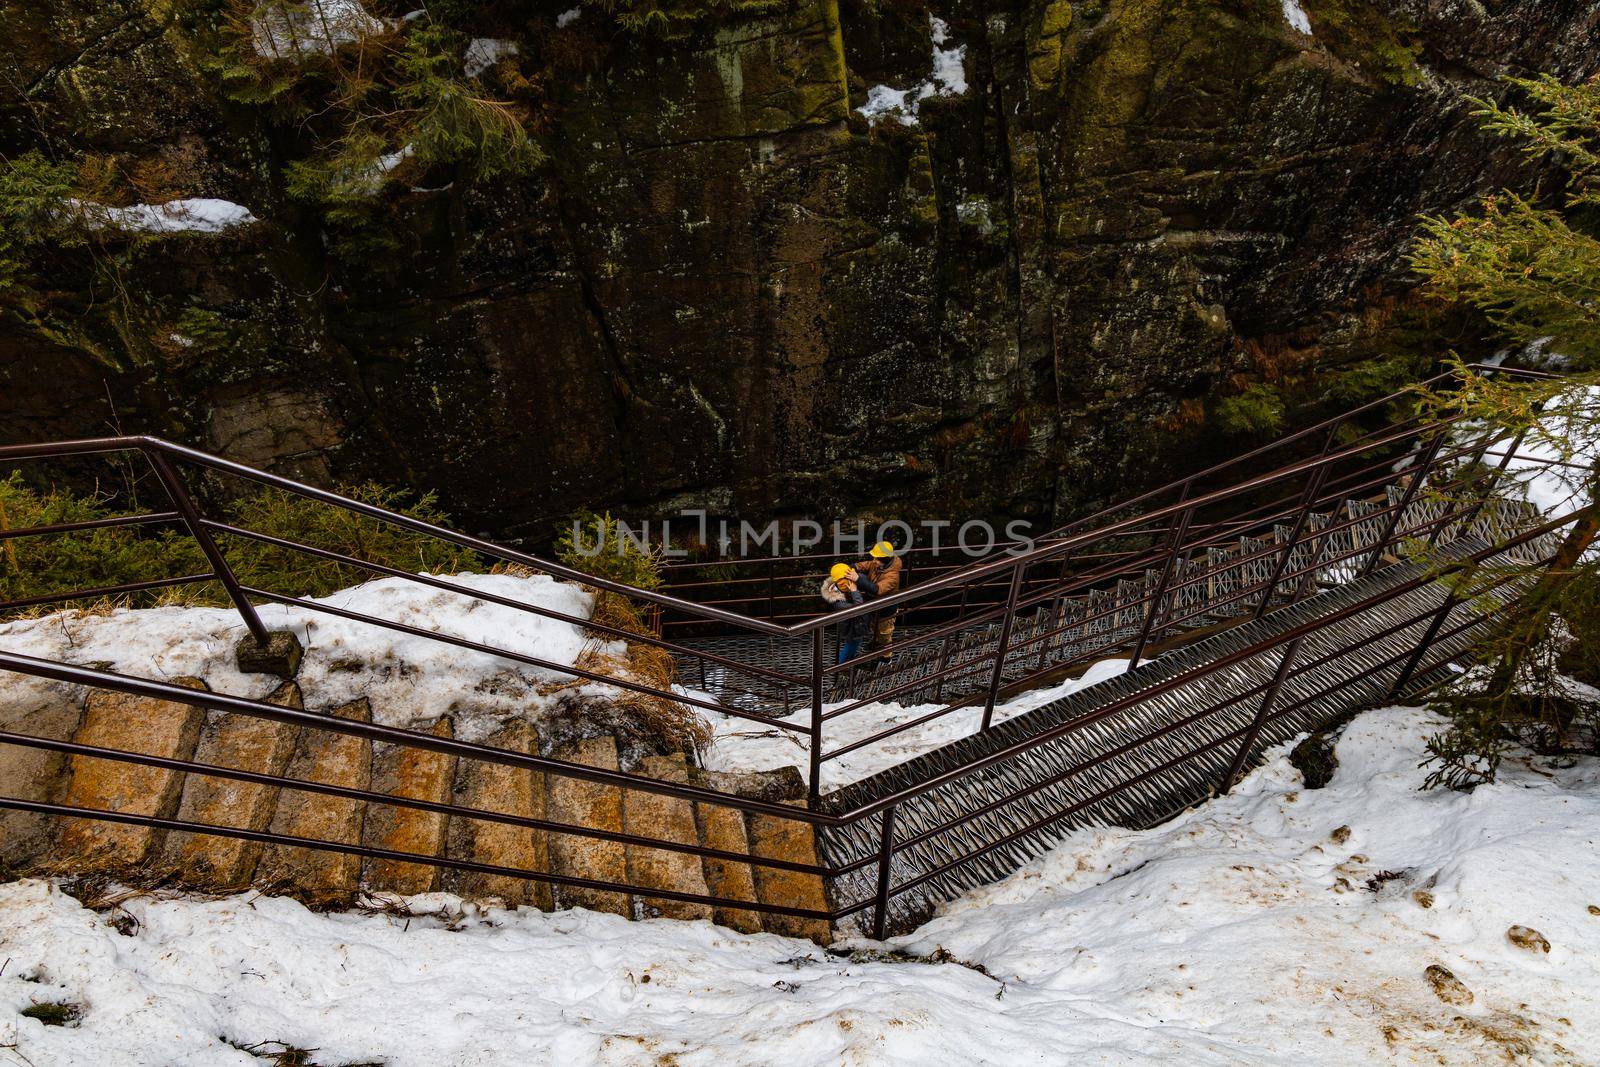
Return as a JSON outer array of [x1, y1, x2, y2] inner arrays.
[[1, 705, 1595, 1065], [0, 573, 616, 743], [0, 569, 1125, 783], [700, 658, 1131, 789]]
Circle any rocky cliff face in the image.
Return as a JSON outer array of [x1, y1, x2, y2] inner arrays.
[[2, 0, 1596, 539]]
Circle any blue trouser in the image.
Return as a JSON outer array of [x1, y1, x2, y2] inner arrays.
[[838, 637, 863, 664]]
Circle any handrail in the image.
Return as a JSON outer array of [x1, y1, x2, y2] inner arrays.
[[0, 363, 1554, 641], [0, 436, 795, 638]]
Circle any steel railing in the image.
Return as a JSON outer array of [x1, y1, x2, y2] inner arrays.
[[0, 362, 1585, 936]]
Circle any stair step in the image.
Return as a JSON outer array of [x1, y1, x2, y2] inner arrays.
[[544, 734, 628, 915], [623, 753, 713, 922], [447, 719, 550, 908], [363, 715, 456, 895], [164, 680, 303, 889], [748, 800, 831, 943], [59, 676, 209, 873], [256, 697, 373, 902]]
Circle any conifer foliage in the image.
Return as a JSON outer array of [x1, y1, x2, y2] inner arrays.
[[1407, 75, 1600, 788]]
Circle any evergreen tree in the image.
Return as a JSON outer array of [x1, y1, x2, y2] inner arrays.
[[1407, 75, 1600, 787]]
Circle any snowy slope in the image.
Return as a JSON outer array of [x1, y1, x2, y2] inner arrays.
[[699, 658, 1131, 789], [0, 573, 613, 743], [2, 705, 1596, 1065]]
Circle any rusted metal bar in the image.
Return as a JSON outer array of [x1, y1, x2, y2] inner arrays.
[[809, 627, 825, 809], [1358, 428, 1447, 578], [242, 584, 800, 729], [211, 520, 804, 686], [0, 796, 831, 921], [0, 510, 181, 541], [1386, 425, 1537, 698], [829, 512, 1579, 823], [0, 650, 830, 824], [860, 578, 1534, 884], [980, 561, 1027, 732], [871, 804, 899, 940], [0, 573, 215, 614], [146, 449, 270, 645], [1253, 422, 1341, 619], [1128, 487, 1195, 668], [0, 729, 826, 877]]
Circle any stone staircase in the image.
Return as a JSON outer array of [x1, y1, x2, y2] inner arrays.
[[2, 685, 832, 942]]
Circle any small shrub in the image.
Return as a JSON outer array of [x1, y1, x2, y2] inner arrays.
[[554, 510, 664, 591], [0, 473, 207, 612], [0, 474, 482, 617], [223, 483, 482, 597], [1214, 382, 1286, 437]]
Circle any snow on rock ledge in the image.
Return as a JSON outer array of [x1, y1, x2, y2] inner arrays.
[[0, 572, 607, 743], [69, 198, 260, 234], [858, 15, 968, 127]]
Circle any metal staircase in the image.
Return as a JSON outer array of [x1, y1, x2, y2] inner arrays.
[[0, 363, 1587, 940], [677, 482, 1553, 719]]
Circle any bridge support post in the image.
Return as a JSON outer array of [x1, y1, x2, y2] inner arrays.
[[1254, 423, 1342, 619], [980, 561, 1027, 732], [146, 448, 272, 647], [1129, 486, 1195, 669], [871, 803, 898, 940], [1359, 429, 1447, 578], [1220, 633, 1308, 793], [1386, 425, 1532, 699], [808, 628, 824, 810]]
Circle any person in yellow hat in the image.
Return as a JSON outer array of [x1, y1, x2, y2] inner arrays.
[[820, 561, 878, 663], [854, 540, 904, 660]]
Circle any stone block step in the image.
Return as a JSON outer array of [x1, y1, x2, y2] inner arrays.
[[445, 719, 550, 909], [163, 680, 303, 888], [0, 682, 87, 869], [58, 677, 208, 873], [364, 716, 456, 895], [622, 753, 712, 922], [747, 800, 830, 943], [255, 697, 372, 902], [545, 734, 629, 916]]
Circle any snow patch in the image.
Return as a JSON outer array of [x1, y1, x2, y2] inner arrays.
[[0, 573, 611, 743], [251, 0, 388, 59], [858, 14, 968, 127], [69, 198, 259, 234], [1282, 0, 1313, 35], [701, 658, 1130, 788], [463, 37, 518, 78]]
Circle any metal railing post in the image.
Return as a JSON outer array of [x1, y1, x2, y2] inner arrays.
[[1358, 429, 1447, 577], [808, 627, 825, 809], [146, 449, 271, 646], [979, 560, 1027, 732], [870, 803, 899, 940], [1219, 633, 1308, 793], [1386, 425, 1533, 699], [1128, 482, 1195, 669], [1254, 422, 1341, 619]]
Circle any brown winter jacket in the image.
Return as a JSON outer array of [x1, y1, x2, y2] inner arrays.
[[857, 555, 903, 605]]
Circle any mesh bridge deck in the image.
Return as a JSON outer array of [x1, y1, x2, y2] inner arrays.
[[814, 542, 1531, 934]]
